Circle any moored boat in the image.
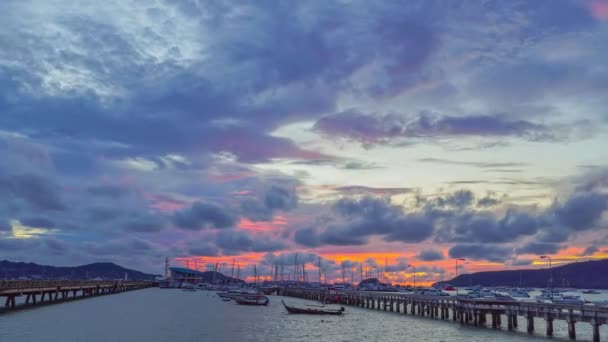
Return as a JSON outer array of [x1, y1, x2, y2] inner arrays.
[[234, 294, 269, 306], [282, 300, 345, 315]]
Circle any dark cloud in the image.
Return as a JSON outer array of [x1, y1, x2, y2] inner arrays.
[[302, 196, 435, 247], [435, 210, 539, 244], [417, 158, 527, 169], [417, 249, 444, 261], [448, 244, 512, 262], [19, 217, 55, 228], [122, 216, 165, 233], [0, 220, 10, 231], [511, 259, 533, 266], [0, 173, 65, 211], [314, 111, 555, 145], [580, 245, 598, 256], [335, 186, 414, 196], [555, 192, 608, 231], [477, 196, 500, 207], [240, 185, 298, 222], [189, 244, 219, 257], [294, 228, 322, 247], [516, 242, 562, 255], [216, 230, 286, 254], [87, 184, 132, 198], [173, 202, 237, 230]]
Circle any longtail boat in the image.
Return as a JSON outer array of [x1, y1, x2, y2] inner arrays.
[[281, 300, 344, 315]]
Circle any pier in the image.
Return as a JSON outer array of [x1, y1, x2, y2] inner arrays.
[[0, 280, 156, 312], [281, 288, 608, 342]]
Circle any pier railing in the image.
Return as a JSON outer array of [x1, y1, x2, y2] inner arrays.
[[281, 288, 608, 342]]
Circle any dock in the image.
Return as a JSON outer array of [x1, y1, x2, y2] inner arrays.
[[281, 288, 608, 342], [0, 280, 156, 312]]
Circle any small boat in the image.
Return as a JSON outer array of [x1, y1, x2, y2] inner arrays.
[[221, 298, 231, 302], [281, 300, 344, 315], [234, 295, 269, 306], [582, 289, 601, 294]]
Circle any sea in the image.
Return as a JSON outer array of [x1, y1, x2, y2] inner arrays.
[[1, 288, 608, 342]]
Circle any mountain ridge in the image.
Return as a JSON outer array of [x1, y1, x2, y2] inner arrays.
[[435, 259, 608, 289], [0, 260, 159, 280]]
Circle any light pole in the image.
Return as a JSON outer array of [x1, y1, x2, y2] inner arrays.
[[455, 258, 465, 296], [408, 264, 416, 294], [540, 255, 553, 299]]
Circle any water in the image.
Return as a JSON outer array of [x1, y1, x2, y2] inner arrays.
[[0, 288, 607, 342]]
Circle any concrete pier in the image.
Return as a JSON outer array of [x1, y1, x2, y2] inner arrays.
[[1, 280, 156, 312], [281, 288, 608, 341]]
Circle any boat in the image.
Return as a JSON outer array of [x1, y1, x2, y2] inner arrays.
[[281, 300, 345, 315], [582, 289, 601, 294], [552, 295, 586, 305], [233, 294, 269, 306], [221, 298, 231, 302]]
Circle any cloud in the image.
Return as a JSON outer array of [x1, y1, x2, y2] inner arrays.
[[417, 158, 527, 169], [511, 259, 533, 266], [0, 220, 11, 231], [0, 173, 65, 211], [122, 216, 165, 233], [448, 244, 512, 262], [554, 192, 608, 231], [516, 242, 562, 255], [580, 245, 598, 256], [335, 186, 414, 196], [173, 202, 237, 230], [240, 185, 298, 222], [87, 184, 133, 198], [19, 217, 56, 229], [314, 111, 557, 145], [417, 249, 444, 261], [215, 230, 286, 254], [477, 196, 500, 207]]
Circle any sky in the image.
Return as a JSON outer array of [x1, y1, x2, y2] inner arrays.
[[1, 0, 608, 285]]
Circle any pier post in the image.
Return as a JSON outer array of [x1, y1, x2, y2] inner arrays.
[[411, 302, 416, 315], [568, 320, 576, 340], [492, 313, 498, 329], [452, 307, 457, 321], [496, 313, 501, 327], [512, 314, 518, 328], [592, 321, 600, 342], [527, 313, 534, 334], [545, 315, 553, 337], [507, 314, 513, 330]]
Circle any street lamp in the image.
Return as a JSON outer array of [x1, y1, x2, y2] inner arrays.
[[408, 264, 416, 294], [540, 255, 553, 299], [455, 258, 465, 296]]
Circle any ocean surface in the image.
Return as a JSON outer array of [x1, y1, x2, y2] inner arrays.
[[1, 288, 607, 342]]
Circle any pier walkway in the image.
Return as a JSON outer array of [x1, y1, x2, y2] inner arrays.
[[281, 288, 608, 342], [0, 280, 156, 312]]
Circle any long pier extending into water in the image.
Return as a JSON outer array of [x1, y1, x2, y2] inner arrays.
[[0, 280, 156, 312], [281, 288, 608, 342]]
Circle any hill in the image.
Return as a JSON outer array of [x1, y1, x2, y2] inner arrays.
[[435, 259, 608, 289], [0, 260, 159, 280]]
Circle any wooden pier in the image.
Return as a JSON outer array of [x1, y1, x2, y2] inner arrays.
[[281, 288, 608, 342], [0, 280, 156, 312]]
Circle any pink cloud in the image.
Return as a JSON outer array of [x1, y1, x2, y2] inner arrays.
[[589, 0, 608, 20]]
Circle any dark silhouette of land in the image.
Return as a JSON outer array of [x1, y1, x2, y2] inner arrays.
[[435, 259, 608, 289], [0, 260, 158, 280]]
